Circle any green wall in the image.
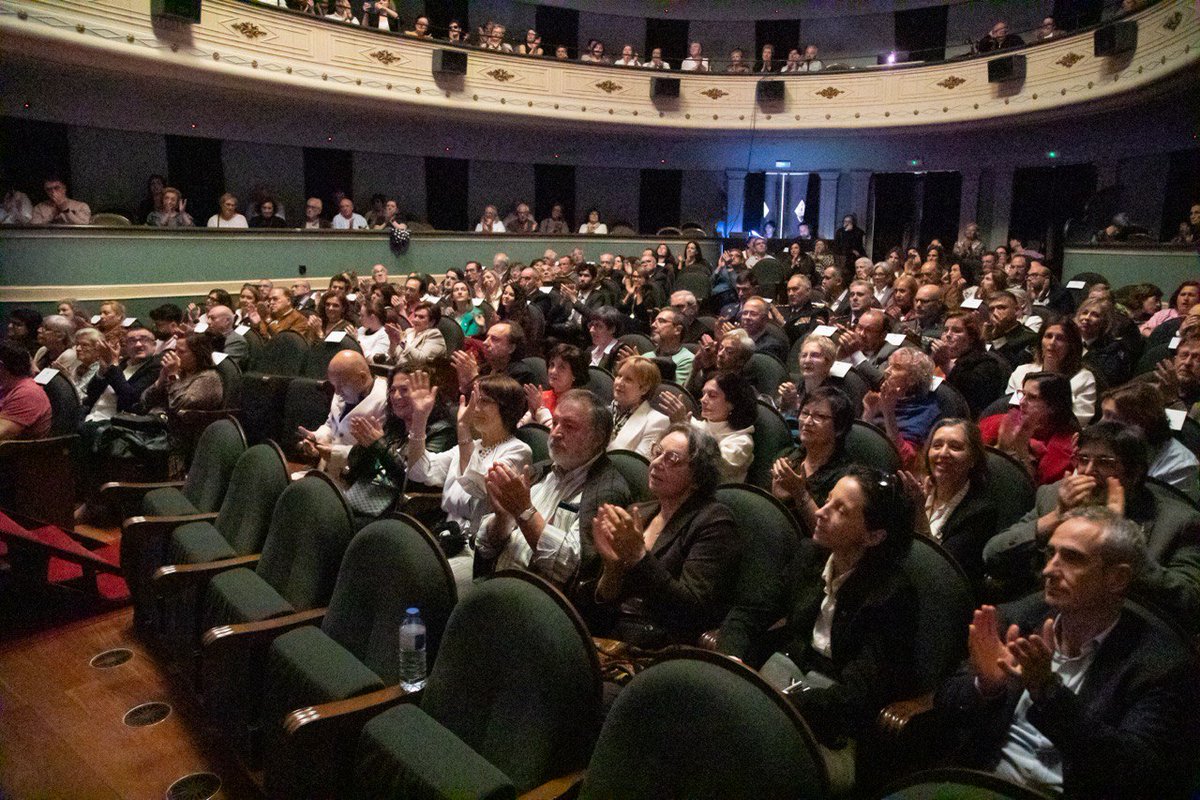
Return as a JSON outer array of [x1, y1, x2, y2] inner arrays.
[[1063, 246, 1199, 291]]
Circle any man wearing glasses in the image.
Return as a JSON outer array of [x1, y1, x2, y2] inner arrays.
[[29, 177, 91, 225], [298, 197, 330, 229], [984, 421, 1200, 628]]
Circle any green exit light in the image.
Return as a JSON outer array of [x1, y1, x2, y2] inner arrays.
[[1046, 151, 1059, 158]]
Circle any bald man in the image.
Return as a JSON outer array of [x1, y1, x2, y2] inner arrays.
[[204, 305, 247, 367], [298, 350, 388, 475]]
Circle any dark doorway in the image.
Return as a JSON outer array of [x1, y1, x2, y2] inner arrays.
[[804, 173, 822, 237], [920, 171, 963, 252], [303, 147, 353, 212], [1160, 148, 1200, 241], [1011, 162, 1097, 266], [425, 0, 468, 39], [424, 156, 469, 231], [639, 168, 682, 235], [0, 117, 71, 201], [754, 19, 801, 64], [645, 18, 689, 65], [165, 135, 224, 224], [534, 163, 575, 230], [535, 5, 579, 57], [869, 173, 919, 256], [1051, 0, 1104, 32], [742, 172, 766, 236], [894, 5, 948, 62]]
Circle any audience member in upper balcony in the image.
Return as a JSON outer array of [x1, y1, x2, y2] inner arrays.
[[359, 0, 397, 31], [145, 186, 193, 228], [932, 311, 1010, 417], [445, 20, 463, 43], [799, 44, 823, 72], [482, 24, 512, 52], [779, 48, 805, 73], [985, 290, 1037, 369], [1034, 16, 1063, 41], [481, 387, 631, 584], [978, 21, 1024, 53], [32, 315, 76, 374], [295, 197, 328, 229], [644, 47, 670, 70], [862, 347, 941, 466], [725, 48, 751, 73], [680, 42, 709, 72], [474, 204, 505, 234], [140, 331, 223, 416], [325, 0, 359, 25], [403, 14, 430, 38], [249, 198, 288, 228], [502, 201, 537, 234], [1, 184, 33, 225], [0, 341, 52, 442], [554, 45, 569, 60], [578, 208, 607, 235], [135, 174, 165, 224], [608, 356, 670, 458], [206, 192, 247, 228], [614, 45, 639, 67], [538, 202, 569, 234], [331, 197, 367, 230], [30, 177, 90, 226], [1101, 382, 1199, 496], [1141, 280, 1199, 336], [756, 43, 777, 73], [1168, 203, 1199, 245], [516, 29, 542, 56], [940, 507, 1200, 799], [1006, 319, 1097, 427], [580, 39, 609, 64]]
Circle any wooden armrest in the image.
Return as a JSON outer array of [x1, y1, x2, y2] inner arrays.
[[283, 684, 413, 737], [98, 480, 186, 509], [877, 692, 936, 737], [519, 770, 586, 800], [152, 553, 261, 595], [202, 607, 328, 649], [122, 512, 219, 539]]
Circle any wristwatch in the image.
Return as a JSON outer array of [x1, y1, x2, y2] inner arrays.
[[517, 506, 537, 524]]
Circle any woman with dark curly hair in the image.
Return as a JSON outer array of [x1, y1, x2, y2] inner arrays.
[[659, 370, 757, 483]]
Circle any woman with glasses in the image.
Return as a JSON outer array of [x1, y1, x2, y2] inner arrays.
[[983, 371, 1079, 486], [580, 425, 741, 648], [771, 386, 854, 533], [718, 465, 918, 793]]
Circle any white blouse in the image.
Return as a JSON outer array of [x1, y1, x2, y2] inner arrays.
[[690, 418, 755, 484], [407, 437, 532, 539], [1006, 363, 1097, 426]]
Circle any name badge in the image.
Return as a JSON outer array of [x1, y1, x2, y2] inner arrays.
[[90, 314, 101, 324], [812, 324, 837, 338], [471, 297, 483, 306], [234, 324, 250, 336], [34, 367, 60, 385], [346, 293, 358, 302], [1010, 391, 1023, 406], [325, 330, 348, 343], [122, 317, 137, 327], [885, 332, 907, 346], [538, 286, 553, 294]]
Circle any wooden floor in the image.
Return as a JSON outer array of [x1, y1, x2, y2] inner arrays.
[[0, 605, 260, 800]]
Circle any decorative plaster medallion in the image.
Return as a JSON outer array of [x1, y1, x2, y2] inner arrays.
[[1056, 52, 1085, 68], [231, 21, 267, 40], [595, 80, 623, 94], [701, 87, 729, 100], [937, 75, 966, 89], [370, 50, 400, 65], [816, 86, 844, 99], [486, 68, 515, 82]]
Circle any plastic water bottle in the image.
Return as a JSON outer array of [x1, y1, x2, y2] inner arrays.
[[398, 607, 427, 692]]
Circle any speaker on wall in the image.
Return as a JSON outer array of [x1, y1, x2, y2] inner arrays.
[[432, 49, 468, 75], [987, 54, 1026, 83], [651, 77, 680, 98], [152, 0, 200, 22], [757, 81, 785, 103], [1094, 21, 1137, 56]]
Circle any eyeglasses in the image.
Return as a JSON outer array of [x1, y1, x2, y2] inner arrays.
[[799, 409, 833, 423], [650, 444, 688, 467], [1070, 453, 1121, 471]]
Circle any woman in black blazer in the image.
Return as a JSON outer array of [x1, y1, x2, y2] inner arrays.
[[579, 424, 742, 648], [904, 418, 997, 590]]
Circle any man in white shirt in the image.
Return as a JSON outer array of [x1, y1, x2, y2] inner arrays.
[[298, 350, 387, 476], [680, 42, 709, 72], [474, 205, 506, 234], [799, 44, 823, 72], [643, 47, 671, 69], [476, 390, 631, 585], [332, 197, 367, 230]]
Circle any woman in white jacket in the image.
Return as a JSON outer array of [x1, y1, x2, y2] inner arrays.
[[608, 356, 670, 458], [659, 370, 756, 483]]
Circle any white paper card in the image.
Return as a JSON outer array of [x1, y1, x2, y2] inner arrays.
[[812, 325, 838, 338], [930, 375, 944, 390], [192, 322, 209, 333], [1165, 408, 1185, 431], [346, 293, 358, 303], [234, 325, 250, 336], [960, 298, 983, 310], [1065, 280, 1087, 290], [90, 314, 101, 324], [34, 367, 60, 385], [829, 361, 852, 378], [212, 351, 229, 365], [325, 330, 348, 343], [1169, 336, 1181, 350], [471, 298, 483, 306], [1010, 391, 1024, 406], [885, 332, 908, 346], [538, 286, 552, 294], [122, 317, 137, 327]]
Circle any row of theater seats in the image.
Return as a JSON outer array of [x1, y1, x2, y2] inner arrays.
[[43, 417, 1046, 797]]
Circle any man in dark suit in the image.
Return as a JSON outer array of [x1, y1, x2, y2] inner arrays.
[[476, 389, 631, 586], [452, 321, 537, 393], [986, 291, 1037, 369], [1026, 260, 1076, 317], [777, 274, 829, 344], [560, 262, 613, 342], [838, 309, 903, 389], [739, 298, 790, 365], [938, 507, 1199, 799], [83, 324, 162, 414], [984, 422, 1200, 629]]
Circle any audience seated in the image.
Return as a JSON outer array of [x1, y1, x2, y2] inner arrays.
[[248, 198, 288, 228], [144, 186, 193, 228], [29, 177, 90, 226], [608, 356, 671, 458], [523, 343, 588, 426], [579, 424, 741, 647], [659, 370, 757, 483], [203, 305, 247, 367], [719, 466, 917, 793], [138, 332, 223, 416], [81, 324, 160, 418], [986, 372, 1080, 487], [985, 290, 1038, 369], [479, 388, 632, 585], [31, 314, 77, 374], [770, 386, 855, 532], [738, 298, 789, 364], [680, 42, 709, 72], [1005, 319, 1097, 426], [938, 508, 1199, 798], [977, 20, 1025, 53], [645, 309, 695, 388], [1100, 382, 1199, 496], [932, 311, 1010, 417], [207, 192, 248, 228], [0, 341, 52, 441], [251, 286, 316, 341], [861, 347, 940, 465], [298, 349, 388, 476]]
